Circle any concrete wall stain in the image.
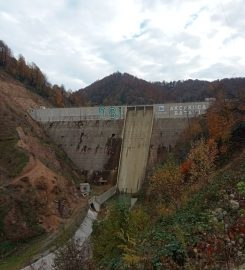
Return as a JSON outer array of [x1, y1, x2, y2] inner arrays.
[[30, 101, 211, 193]]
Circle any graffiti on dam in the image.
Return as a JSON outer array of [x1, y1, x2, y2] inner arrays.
[[99, 106, 125, 119]]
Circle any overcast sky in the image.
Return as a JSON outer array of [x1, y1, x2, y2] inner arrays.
[[0, 0, 244, 90]]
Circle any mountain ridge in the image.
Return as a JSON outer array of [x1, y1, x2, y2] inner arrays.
[[71, 72, 245, 106]]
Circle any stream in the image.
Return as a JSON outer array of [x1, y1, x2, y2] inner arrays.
[[21, 186, 117, 270]]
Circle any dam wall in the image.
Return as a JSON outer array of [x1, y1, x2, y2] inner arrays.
[[148, 118, 189, 167], [30, 101, 211, 192], [43, 120, 123, 174]]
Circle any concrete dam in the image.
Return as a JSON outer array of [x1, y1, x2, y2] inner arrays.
[[30, 101, 211, 193]]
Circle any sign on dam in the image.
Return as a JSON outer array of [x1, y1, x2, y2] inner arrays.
[[30, 101, 211, 193]]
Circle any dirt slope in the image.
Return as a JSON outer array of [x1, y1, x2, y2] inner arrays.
[[0, 71, 83, 247]]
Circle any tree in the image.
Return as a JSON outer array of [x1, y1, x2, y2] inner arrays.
[[207, 97, 236, 143], [0, 40, 12, 66], [149, 155, 183, 209], [92, 197, 130, 268], [53, 84, 65, 107], [187, 138, 218, 183], [17, 54, 27, 81], [117, 207, 150, 269], [180, 159, 192, 181], [92, 197, 150, 269]]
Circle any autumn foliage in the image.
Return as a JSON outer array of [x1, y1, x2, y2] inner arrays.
[[149, 156, 183, 209], [0, 40, 70, 107], [207, 98, 237, 142], [187, 138, 218, 183]]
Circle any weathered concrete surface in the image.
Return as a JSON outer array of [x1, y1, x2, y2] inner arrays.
[[117, 106, 153, 193], [42, 117, 192, 185], [148, 118, 189, 167], [30, 106, 125, 122], [153, 102, 209, 119], [30, 102, 210, 122], [89, 185, 117, 211], [43, 120, 123, 172], [30, 101, 212, 193], [95, 185, 117, 204]]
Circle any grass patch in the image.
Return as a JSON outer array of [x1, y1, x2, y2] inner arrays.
[[0, 135, 29, 178], [0, 234, 49, 270]]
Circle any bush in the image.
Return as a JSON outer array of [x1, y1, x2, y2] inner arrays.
[[149, 155, 182, 209], [187, 138, 217, 183], [53, 239, 92, 270]]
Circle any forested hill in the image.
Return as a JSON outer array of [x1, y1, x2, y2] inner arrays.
[[71, 72, 245, 106], [1, 40, 244, 107]]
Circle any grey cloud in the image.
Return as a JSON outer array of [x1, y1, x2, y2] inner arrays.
[[98, 34, 201, 82], [211, 0, 245, 35], [0, 0, 244, 90], [185, 6, 209, 29], [175, 33, 201, 49], [191, 62, 245, 80], [223, 33, 241, 44]]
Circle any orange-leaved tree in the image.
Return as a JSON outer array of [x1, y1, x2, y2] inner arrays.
[[207, 97, 236, 143], [180, 159, 192, 179]]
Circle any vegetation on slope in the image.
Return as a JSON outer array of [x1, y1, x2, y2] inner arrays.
[[0, 70, 86, 268], [0, 40, 72, 107], [92, 97, 245, 269]]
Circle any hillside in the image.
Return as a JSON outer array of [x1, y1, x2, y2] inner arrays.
[[0, 40, 244, 270], [0, 40, 72, 108], [71, 72, 245, 106], [0, 71, 85, 264], [71, 72, 164, 105], [92, 97, 245, 270]]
